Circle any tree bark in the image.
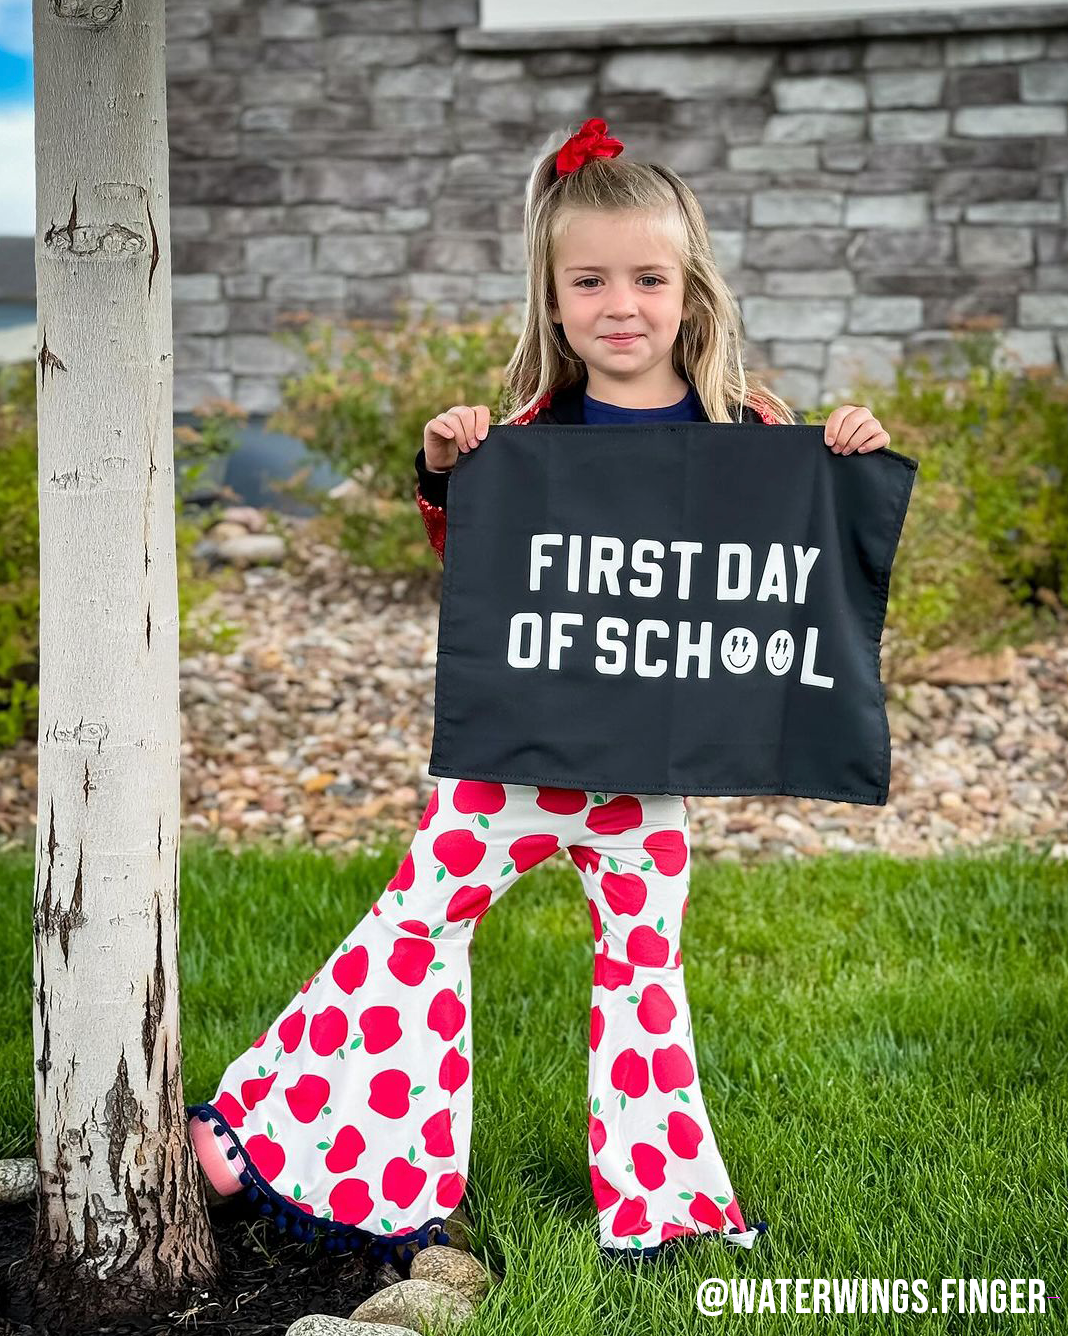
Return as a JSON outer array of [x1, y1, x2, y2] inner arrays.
[[18, 0, 222, 1325]]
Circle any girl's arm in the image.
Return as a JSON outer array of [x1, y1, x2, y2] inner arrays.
[[414, 450, 448, 565]]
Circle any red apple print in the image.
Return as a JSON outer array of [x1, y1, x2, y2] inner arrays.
[[283, 1195, 314, 1216], [643, 829, 687, 876], [433, 829, 486, 877], [610, 1048, 649, 1099], [329, 1177, 374, 1226], [278, 1008, 306, 1054], [446, 883, 492, 922], [536, 786, 587, 815], [241, 1070, 278, 1110], [285, 1073, 330, 1123], [436, 1170, 466, 1210], [213, 1091, 246, 1128], [453, 780, 507, 814], [630, 1142, 667, 1190], [689, 1192, 725, 1230], [382, 1155, 428, 1209], [652, 1044, 694, 1093], [421, 1108, 455, 1158], [586, 794, 643, 836], [724, 1195, 746, 1231], [602, 871, 647, 917], [661, 1221, 698, 1241], [674, 948, 682, 967], [388, 937, 436, 986], [594, 948, 634, 991], [590, 1004, 605, 1051], [358, 1005, 402, 1054], [636, 984, 676, 1035], [590, 1165, 620, 1211], [387, 851, 414, 892], [626, 925, 670, 967], [569, 844, 600, 874], [332, 944, 369, 995], [252, 1031, 266, 1048], [324, 1124, 366, 1174], [612, 1195, 651, 1237], [588, 1113, 606, 1154], [398, 918, 430, 936], [587, 899, 603, 942], [368, 1069, 411, 1119], [439, 1046, 470, 1093], [245, 1133, 285, 1182], [309, 1005, 349, 1057], [300, 971, 316, 994], [666, 1110, 704, 1159], [427, 988, 466, 1041], [509, 833, 559, 874], [418, 788, 439, 830]]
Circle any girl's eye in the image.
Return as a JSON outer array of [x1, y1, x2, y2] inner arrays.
[[575, 276, 665, 289]]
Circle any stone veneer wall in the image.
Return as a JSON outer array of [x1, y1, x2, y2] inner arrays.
[[166, 1, 1068, 414]]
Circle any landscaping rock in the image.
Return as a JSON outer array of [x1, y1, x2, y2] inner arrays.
[[0, 1159, 35, 1204], [348, 1278, 476, 1332], [287, 1319, 419, 1336], [409, 1245, 496, 1301], [215, 533, 285, 567]]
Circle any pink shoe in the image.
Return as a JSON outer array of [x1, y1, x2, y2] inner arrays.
[[189, 1113, 244, 1196]]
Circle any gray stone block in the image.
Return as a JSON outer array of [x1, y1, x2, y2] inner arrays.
[[1021, 61, 1068, 103], [260, 6, 321, 39], [766, 367, 820, 411], [266, 274, 348, 301], [824, 336, 903, 397], [223, 274, 266, 299], [745, 229, 850, 269], [1019, 293, 1068, 326], [945, 33, 1045, 66], [848, 296, 924, 333], [234, 377, 284, 413], [773, 76, 867, 111], [374, 64, 455, 98], [868, 70, 945, 108], [765, 112, 865, 142], [848, 227, 954, 269], [230, 334, 308, 375], [993, 329, 1057, 370], [966, 201, 1060, 224], [173, 274, 222, 302], [955, 104, 1067, 137], [171, 206, 212, 237], [241, 71, 324, 105], [324, 34, 427, 67], [870, 110, 950, 141], [765, 268, 856, 296], [958, 227, 1034, 268], [247, 235, 314, 274], [175, 372, 234, 412], [166, 7, 211, 40], [174, 302, 230, 335], [844, 193, 928, 228], [752, 190, 844, 226], [728, 145, 820, 171], [771, 340, 826, 370], [167, 39, 211, 76], [411, 234, 497, 272], [742, 297, 847, 341], [862, 39, 943, 70], [602, 51, 774, 98], [174, 336, 225, 371], [316, 235, 406, 275]]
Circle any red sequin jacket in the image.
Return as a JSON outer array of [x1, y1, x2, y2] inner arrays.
[[415, 372, 783, 565]]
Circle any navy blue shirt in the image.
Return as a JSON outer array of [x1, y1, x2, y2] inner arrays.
[[583, 384, 704, 424]]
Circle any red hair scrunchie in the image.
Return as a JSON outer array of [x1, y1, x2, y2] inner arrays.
[[555, 117, 625, 177]]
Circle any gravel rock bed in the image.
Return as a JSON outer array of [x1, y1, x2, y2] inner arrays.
[[2, 516, 1065, 864]]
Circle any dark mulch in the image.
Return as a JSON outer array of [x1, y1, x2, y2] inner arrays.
[[0, 1194, 407, 1336]]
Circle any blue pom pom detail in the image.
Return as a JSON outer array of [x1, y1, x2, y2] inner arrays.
[[239, 1170, 251, 1185], [226, 1146, 239, 1159], [213, 1124, 225, 1136]]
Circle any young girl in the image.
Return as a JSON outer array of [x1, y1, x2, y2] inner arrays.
[[188, 117, 891, 1267]]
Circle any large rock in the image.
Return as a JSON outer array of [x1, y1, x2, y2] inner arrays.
[[348, 1278, 476, 1332], [215, 534, 286, 568], [287, 1319, 420, 1336], [409, 1245, 497, 1302]]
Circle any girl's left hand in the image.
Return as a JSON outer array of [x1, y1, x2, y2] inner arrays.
[[824, 405, 891, 455]]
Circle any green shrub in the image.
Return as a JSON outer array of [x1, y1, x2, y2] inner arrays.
[[800, 325, 1068, 665], [0, 363, 244, 747], [267, 301, 521, 573]]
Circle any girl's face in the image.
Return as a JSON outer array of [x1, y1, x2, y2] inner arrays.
[[549, 208, 690, 387]]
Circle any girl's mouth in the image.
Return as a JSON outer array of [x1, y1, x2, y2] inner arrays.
[[602, 334, 641, 345]]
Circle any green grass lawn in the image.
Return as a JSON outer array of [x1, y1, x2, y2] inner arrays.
[[2, 836, 1066, 1333]]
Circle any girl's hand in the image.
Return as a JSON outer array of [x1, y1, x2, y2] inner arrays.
[[824, 405, 891, 455], [423, 404, 491, 472]]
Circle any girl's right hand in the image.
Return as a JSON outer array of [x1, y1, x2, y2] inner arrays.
[[423, 404, 491, 472]]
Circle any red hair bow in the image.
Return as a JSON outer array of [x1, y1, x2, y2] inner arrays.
[[555, 117, 624, 177]]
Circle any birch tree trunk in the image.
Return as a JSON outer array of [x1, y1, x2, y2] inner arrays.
[[19, 0, 221, 1322]]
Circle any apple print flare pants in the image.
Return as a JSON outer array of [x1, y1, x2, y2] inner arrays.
[[186, 779, 767, 1262]]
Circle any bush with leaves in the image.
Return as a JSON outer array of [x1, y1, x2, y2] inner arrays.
[[798, 324, 1068, 668], [0, 362, 244, 747]]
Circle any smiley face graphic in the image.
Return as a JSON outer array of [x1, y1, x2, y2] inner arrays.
[[720, 627, 758, 674], [765, 630, 795, 676]]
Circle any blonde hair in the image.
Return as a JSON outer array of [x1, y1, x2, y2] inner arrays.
[[500, 125, 794, 426]]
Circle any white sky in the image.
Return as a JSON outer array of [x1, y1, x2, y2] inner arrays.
[[0, 104, 33, 235]]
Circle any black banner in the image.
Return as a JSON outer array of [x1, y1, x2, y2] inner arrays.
[[429, 423, 917, 804]]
